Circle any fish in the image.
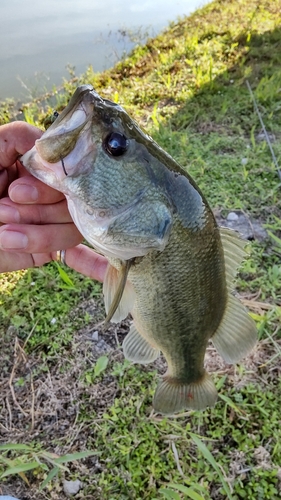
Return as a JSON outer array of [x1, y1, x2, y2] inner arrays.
[[22, 84, 257, 415]]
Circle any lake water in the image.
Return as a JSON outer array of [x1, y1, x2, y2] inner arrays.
[[0, 0, 210, 102]]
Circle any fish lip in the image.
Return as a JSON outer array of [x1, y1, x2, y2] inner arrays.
[[22, 86, 98, 173], [35, 84, 120, 144], [36, 101, 92, 147], [36, 85, 121, 145]]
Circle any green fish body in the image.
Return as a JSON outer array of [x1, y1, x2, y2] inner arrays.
[[22, 85, 257, 414]]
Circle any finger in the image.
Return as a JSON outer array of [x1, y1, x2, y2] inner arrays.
[[0, 198, 72, 224], [56, 244, 108, 283], [0, 223, 83, 253], [0, 250, 53, 273], [9, 175, 65, 205], [0, 122, 42, 167], [0, 162, 21, 197], [0, 169, 8, 196], [0, 245, 108, 279]]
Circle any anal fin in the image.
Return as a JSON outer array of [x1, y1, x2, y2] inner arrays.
[[153, 371, 217, 414], [123, 324, 160, 364], [212, 294, 257, 364]]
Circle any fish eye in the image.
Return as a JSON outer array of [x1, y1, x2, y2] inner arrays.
[[103, 132, 129, 157]]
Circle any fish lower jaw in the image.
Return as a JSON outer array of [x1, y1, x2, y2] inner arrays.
[[79, 229, 149, 260], [21, 149, 66, 186]]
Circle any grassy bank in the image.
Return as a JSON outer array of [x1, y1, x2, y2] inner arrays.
[[1, 0, 281, 498]]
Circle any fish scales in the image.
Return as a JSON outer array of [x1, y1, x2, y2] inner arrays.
[[129, 216, 226, 368], [22, 84, 257, 415]]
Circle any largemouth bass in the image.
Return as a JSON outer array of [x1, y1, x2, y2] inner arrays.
[[22, 85, 257, 414]]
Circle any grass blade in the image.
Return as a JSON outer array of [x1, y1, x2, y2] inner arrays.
[[267, 230, 281, 248], [40, 466, 60, 490], [1, 461, 41, 478], [167, 484, 206, 500], [94, 356, 109, 377], [160, 488, 182, 500], [218, 394, 247, 416], [189, 433, 233, 500], [55, 262, 76, 288], [53, 450, 99, 464], [0, 443, 33, 452], [246, 79, 281, 180]]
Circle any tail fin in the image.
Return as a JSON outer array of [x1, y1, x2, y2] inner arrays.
[[153, 372, 217, 415]]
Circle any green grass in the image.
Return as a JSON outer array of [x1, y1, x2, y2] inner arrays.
[[0, 264, 102, 354], [1, 0, 281, 498]]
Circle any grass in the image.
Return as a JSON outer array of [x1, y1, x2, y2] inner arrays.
[[1, 0, 281, 498]]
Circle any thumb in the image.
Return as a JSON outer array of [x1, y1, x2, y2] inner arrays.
[[0, 122, 42, 168]]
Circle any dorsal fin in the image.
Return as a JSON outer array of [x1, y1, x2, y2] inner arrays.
[[213, 228, 257, 363], [220, 227, 248, 290]]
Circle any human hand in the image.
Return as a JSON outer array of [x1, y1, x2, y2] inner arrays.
[[0, 121, 107, 281]]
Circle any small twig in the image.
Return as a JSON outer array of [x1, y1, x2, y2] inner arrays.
[[241, 299, 276, 311], [8, 338, 29, 418], [8, 366, 28, 418], [30, 372, 35, 431], [171, 440, 184, 477], [64, 423, 84, 453], [23, 319, 39, 350], [0, 421, 9, 432], [246, 79, 281, 181], [5, 397, 12, 430], [239, 290, 261, 301]]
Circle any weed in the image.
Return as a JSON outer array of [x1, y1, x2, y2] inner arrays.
[[0, 443, 98, 490]]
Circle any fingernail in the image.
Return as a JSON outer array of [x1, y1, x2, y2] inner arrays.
[[0, 204, 20, 223], [10, 184, 38, 202], [0, 230, 28, 249]]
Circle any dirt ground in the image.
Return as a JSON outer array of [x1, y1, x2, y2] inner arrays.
[[1, 286, 279, 500]]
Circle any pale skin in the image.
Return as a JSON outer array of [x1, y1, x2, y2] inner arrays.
[[0, 121, 107, 281]]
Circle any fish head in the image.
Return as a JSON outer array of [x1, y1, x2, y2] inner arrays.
[[22, 85, 174, 259]]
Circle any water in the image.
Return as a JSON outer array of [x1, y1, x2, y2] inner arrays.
[[0, 0, 210, 102]]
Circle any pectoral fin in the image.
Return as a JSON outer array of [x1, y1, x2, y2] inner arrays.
[[212, 294, 257, 363], [103, 260, 135, 325], [123, 324, 160, 364]]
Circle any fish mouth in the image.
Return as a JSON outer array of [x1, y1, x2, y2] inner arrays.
[[47, 85, 95, 132], [22, 84, 125, 176], [26, 85, 123, 166], [34, 87, 94, 164], [21, 85, 98, 183]]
